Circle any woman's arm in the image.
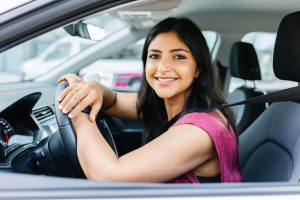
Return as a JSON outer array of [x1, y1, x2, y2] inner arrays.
[[102, 91, 138, 120], [72, 112, 216, 183]]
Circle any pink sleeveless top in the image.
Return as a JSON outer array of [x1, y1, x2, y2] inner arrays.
[[170, 111, 243, 183]]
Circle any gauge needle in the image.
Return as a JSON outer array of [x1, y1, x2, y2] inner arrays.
[[4, 130, 10, 142]]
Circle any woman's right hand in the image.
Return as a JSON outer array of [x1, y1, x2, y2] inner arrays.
[[57, 74, 104, 121]]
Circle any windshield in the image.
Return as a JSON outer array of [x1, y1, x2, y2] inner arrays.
[[0, 13, 126, 83]]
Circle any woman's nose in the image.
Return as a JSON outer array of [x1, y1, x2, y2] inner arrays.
[[157, 58, 171, 72]]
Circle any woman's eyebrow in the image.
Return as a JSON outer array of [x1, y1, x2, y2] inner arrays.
[[148, 48, 189, 53], [170, 48, 189, 53], [148, 49, 161, 53]]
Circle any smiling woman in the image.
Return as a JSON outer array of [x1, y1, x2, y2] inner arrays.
[[57, 17, 242, 183], [1, 0, 300, 198]]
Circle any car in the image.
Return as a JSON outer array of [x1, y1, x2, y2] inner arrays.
[[78, 38, 145, 91], [0, 0, 300, 199], [20, 36, 96, 80], [20, 33, 144, 90], [80, 59, 143, 91]]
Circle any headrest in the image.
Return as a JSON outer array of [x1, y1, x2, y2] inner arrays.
[[273, 11, 300, 82], [229, 42, 261, 80]]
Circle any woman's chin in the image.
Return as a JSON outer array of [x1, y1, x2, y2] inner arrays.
[[155, 91, 174, 99]]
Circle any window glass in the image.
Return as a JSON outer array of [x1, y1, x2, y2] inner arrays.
[[45, 43, 71, 61], [203, 31, 218, 52], [229, 32, 297, 93], [0, 13, 126, 82], [243, 32, 276, 81]]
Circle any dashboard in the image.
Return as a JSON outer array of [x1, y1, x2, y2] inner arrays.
[[0, 81, 143, 177], [0, 117, 35, 162], [0, 82, 72, 175]]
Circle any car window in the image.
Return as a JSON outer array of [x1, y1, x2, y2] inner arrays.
[[105, 39, 144, 60], [203, 31, 219, 53], [80, 31, 219, 92], [44, 43, 71, 61], [229, 32, 297, 93], [0, 13, 126, 82]]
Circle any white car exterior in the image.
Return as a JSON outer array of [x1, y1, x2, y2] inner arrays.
[[80, 59, 143, 91], [21, 36, 95, 80]]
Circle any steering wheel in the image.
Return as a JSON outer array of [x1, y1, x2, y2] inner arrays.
[[54, 81, 118, 177]]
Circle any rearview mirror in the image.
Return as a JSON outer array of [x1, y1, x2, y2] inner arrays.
[[64, 22, 106, 41]]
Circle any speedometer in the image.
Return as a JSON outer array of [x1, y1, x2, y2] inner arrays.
[[0, 118, 14, 148]]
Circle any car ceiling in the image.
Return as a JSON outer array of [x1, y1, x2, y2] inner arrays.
[[114, 0, 299, 66], [118, 0, 299, 33]]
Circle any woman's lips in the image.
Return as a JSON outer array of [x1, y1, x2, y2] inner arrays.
[[155, 77, 179, 85]]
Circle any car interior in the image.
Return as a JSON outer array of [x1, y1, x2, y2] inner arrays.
[[239, 11, 300, 182], [227, 41, 266, 134], [1, 1, 300, 196]]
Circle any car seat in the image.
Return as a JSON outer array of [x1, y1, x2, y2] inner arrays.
[[239, 11, 300, 182], [227, 41, 266, 134]]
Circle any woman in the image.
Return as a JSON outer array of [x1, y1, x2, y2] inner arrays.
[[57, 18, 242, 183]]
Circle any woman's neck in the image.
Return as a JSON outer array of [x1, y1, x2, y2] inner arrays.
[[165, 98, 185, 121]]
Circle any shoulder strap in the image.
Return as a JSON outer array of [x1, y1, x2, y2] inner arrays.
[[164, 85, 300, 131], [220, 85, 300, 109]]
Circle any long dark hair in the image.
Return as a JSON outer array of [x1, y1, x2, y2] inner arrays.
[[137, 17, 236, 144]]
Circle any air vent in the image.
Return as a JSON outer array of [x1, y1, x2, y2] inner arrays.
[[33, 106, 55, 122]]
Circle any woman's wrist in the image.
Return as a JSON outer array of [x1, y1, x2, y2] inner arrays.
[[71, 112, 90, 128], [102, 85, 117, 110]]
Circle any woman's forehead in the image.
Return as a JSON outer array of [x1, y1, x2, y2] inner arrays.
[[148, 32, 190, 51]]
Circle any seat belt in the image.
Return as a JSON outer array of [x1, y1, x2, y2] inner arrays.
[[163, 85, 300, 131], [219, 85, 300, 109]]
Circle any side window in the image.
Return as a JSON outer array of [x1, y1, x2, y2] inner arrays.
[[79, 38, 144, 92], [0, 13, 126, 82], [44, 43, 71, 61], [105, 39, 144, 60], [229, 32, 297, 93], [80, 31, 219, 92], [203, 31, 219, 53], [242, 32, 276, 81]]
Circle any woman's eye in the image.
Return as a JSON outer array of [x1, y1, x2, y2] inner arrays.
[[174, 55, 186, 60], [148, 54, 160, 59]]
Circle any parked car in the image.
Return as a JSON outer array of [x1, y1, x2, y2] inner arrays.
[[21, 36, 96, 80], [79, 38, 144, 91], [0, 0, 300, 199], [80, 59, 143, 91], [0, 71, 22, 83]]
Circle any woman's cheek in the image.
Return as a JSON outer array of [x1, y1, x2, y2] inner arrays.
[[145, 63, 154, 83]]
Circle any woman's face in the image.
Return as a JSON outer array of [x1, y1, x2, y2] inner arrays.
[[145, 32, 199, 101]]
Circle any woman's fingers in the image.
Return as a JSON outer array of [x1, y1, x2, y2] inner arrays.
[[58, 86, 74, 102], [57, 75, 68, 83], [89, 102, 101, 121], [60, 87, 87, 114], [57, 74, 83, 102], [67, 94, 93, 118], [57, 73, 82, 84]]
